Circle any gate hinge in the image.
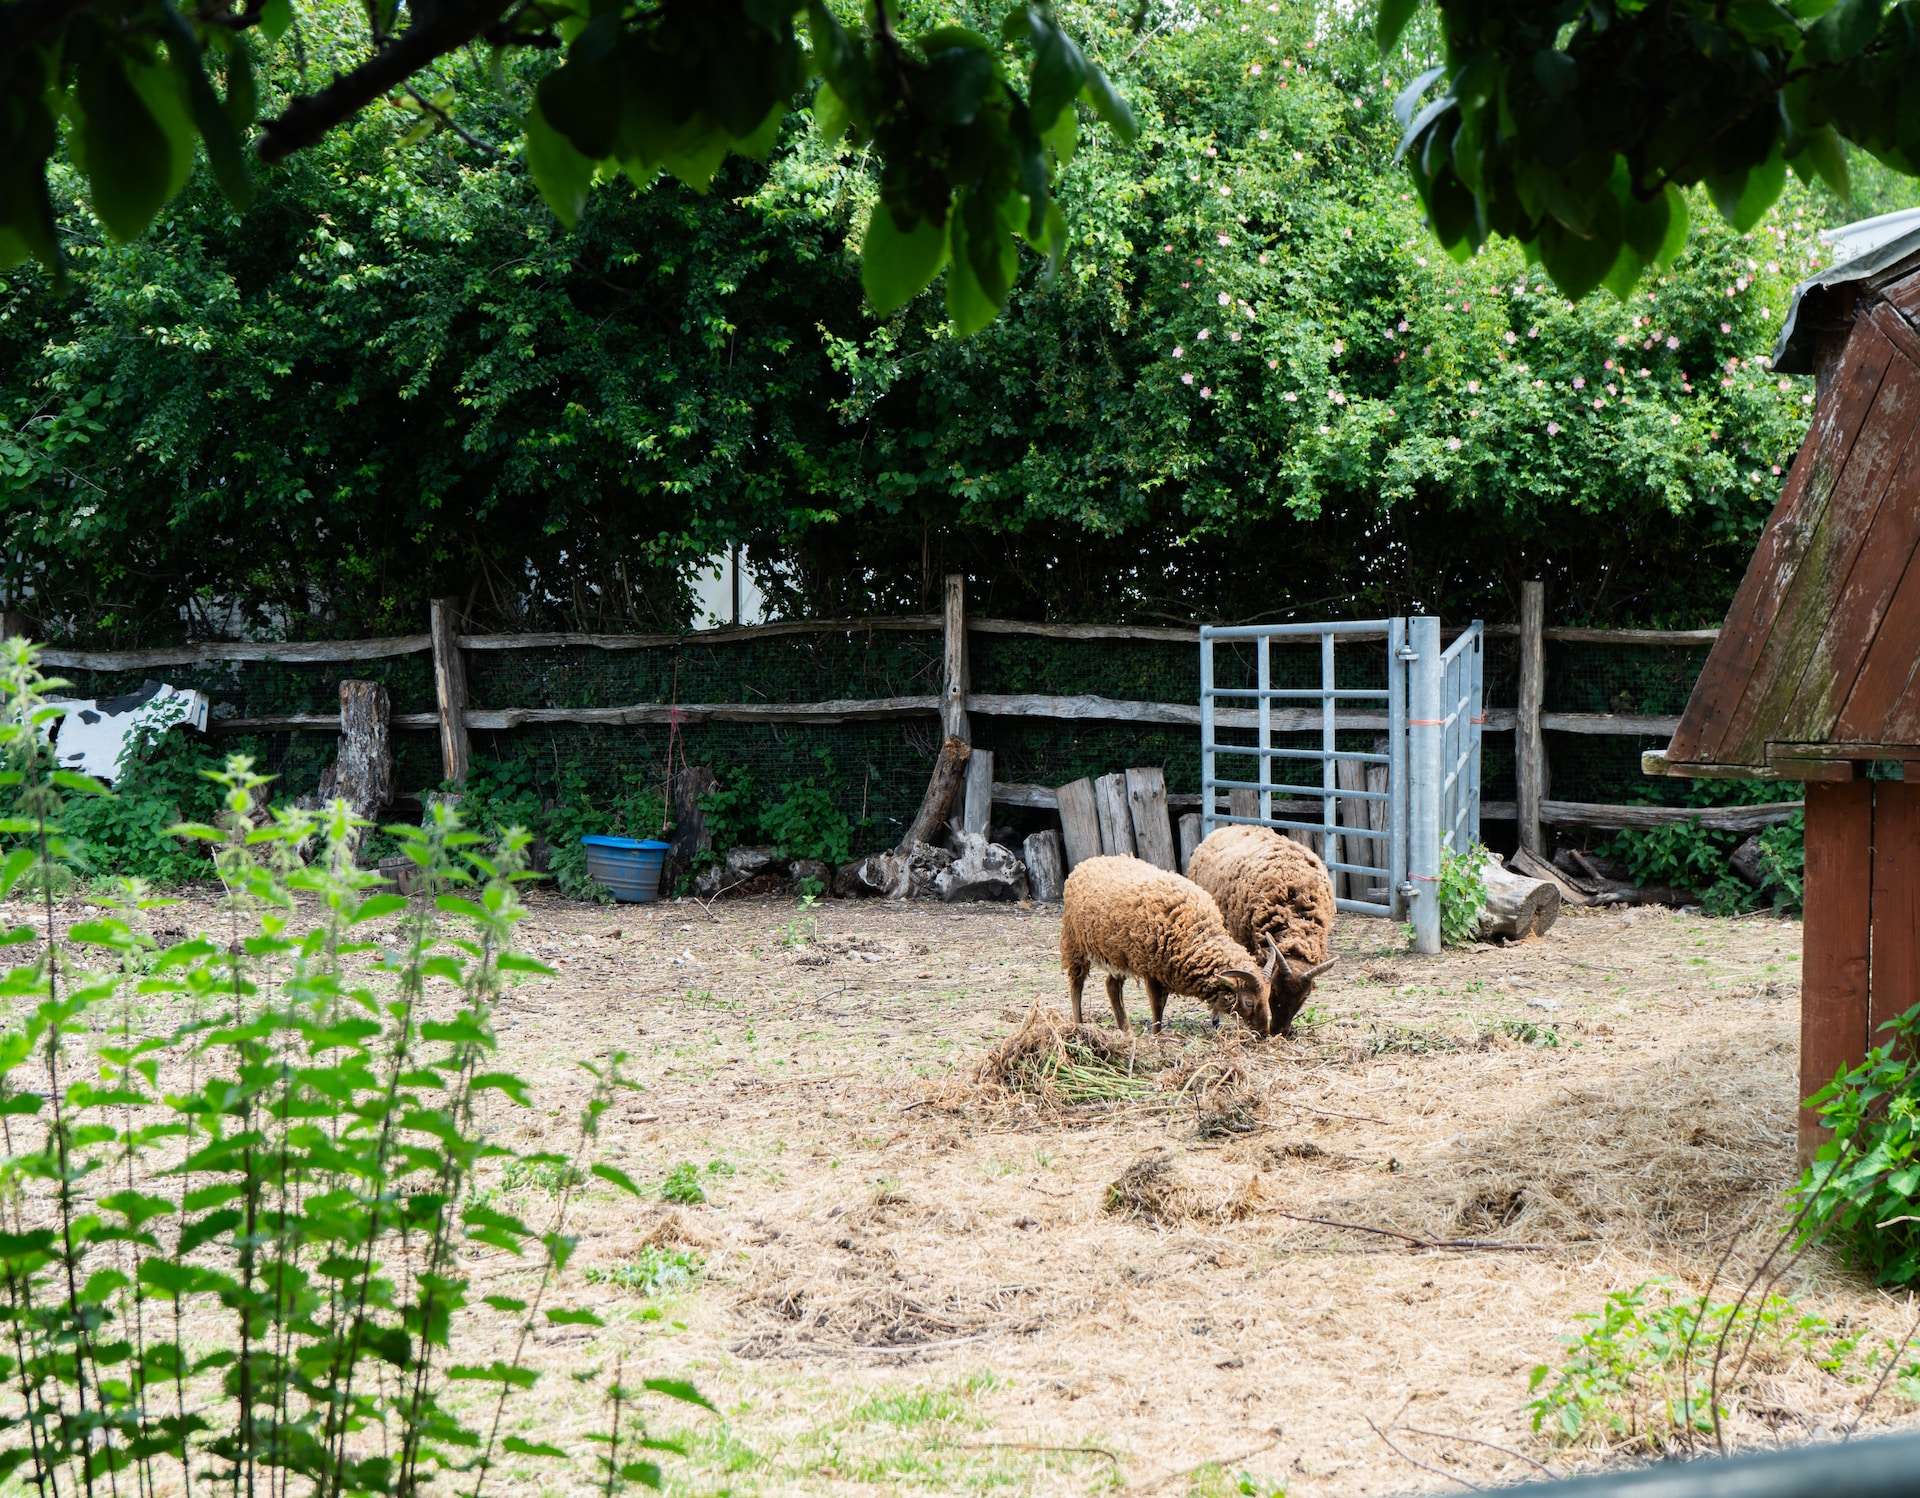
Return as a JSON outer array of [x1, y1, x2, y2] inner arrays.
[[1396, 880, 1418, 900]]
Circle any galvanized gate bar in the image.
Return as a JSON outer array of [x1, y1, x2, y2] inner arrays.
[[1406, 616, 1442, 951], [1437, 623, 1485, 856]]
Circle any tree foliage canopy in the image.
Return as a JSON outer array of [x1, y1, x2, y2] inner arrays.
[[0, 0, 1133, 330], [0, 0, 1842, 642], [1386, 0, 1920, 297]]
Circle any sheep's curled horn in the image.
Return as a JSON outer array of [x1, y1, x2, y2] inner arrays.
[[1267, 935, 1337, 983]]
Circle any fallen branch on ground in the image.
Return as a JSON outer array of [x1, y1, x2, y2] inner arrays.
[[1268, 1210, 1548, 1252]]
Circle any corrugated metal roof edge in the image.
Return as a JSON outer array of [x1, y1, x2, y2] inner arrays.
[[1774, 222, 1920, 374]]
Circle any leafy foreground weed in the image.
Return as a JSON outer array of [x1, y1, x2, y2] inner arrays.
[[1527, 1278, 1913, 1453], [0, 639, 710, 1495]]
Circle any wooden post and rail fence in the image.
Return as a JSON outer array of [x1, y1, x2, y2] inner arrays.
[[28, 578, 1801, 841]]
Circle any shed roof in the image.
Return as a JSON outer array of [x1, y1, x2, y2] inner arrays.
[[1653, 239, 1920, 780]]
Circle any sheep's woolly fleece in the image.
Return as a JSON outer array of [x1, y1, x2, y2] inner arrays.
[[1187, 824, 1334, 1015], [1058, 855, 1268, 1031]]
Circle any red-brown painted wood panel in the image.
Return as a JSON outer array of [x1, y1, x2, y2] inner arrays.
[[1885, 266, 1920, 323], [1871, 781, 1920, 1047], [1714, 338, 1920, 763], [1840, 531, 1920, 745], [1670, 321, 1898, 764], [1780, 347, 1920, 741], [1801, 780, 1873, 1160]]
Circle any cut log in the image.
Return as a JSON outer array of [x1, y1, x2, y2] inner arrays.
[[1177, 812, 1202, 874], [1730, 835, 1765, 888], [1024, 830, 1065, 902], [1476, 851, 1562, 941], [902, 736, 972, 848], [1056, 778, 1103, 870], [1509, 845, 1591, 907], [335, 680, 393, 854], [1125, 767, 1176, 870], [1095, 773, 1136, 857], [962, 747, 994, 834]]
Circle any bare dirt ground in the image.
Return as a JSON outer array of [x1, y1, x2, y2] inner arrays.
[[121, 888, 1920, 1495]]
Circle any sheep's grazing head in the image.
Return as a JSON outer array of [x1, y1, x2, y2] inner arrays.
[[1264, 936, 1337, 1037], [1216, 939, 1281, 1036]]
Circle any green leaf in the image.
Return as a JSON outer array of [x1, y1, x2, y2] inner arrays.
[[814, 80, 850, 148], [862, 202, 948, 316], [349, 893, 409, 923], [1653, 184, 1690, 269], [74, 54, 175, 243], [449, 1362, 538, 1388], [0, 849, 35, 899], [1601, 243, 1645, 301], [259, 0, 292, 38], [50, 770, 111, 796], [1538, 190, 1623, 301], [1708, 142, 1786, 233], [1792, 124, 1851, 200], [641, 1377, 716, 1412], [590, 1162, 643, 1196], [1078, 68, 1137, 144], [1803, 0, 1882, 62], [1376, 0, 1422, 54], [545, 1307, 604, 1327], [158, 2, 254, 211], [503, 1437, 567, 1458], [524, 99, 596, 228]]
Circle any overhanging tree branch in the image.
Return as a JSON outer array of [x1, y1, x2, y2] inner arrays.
[[255, 0, 511, 163]]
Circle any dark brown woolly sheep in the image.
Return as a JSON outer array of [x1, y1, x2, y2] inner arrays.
[[1059, 856, 1279, 1036], [1185, 825, 1336, 1037]]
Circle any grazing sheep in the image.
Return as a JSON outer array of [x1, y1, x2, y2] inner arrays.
[[1059, 856, 1279, 1036], [1186, 825, 1336, 1037]]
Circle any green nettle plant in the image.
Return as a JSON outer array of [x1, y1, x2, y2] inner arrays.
[[1797, 1005, 1920, 1287], [0, 640, 708, 1494], [1437, 839, 1488, 947]]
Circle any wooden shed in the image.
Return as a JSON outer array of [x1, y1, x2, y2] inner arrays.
[[1647, 213, 1920, 1161]]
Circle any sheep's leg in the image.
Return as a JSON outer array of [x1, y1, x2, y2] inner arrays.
[[1066, 959, 1089, 1025], [1105, 975, 1131, 1032], [1145, 978, 1169, 1035]]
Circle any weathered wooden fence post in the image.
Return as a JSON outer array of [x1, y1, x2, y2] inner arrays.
[[429, 598, 470, 787], [942, 574, 969, 746], [1516, 580, 1547, 856]]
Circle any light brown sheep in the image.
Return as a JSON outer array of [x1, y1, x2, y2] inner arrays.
[[1058, 855, 1278, 1036], [1185, 825, 1336, 1037]]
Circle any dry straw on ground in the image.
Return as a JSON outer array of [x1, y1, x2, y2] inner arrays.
[[53, 887, 1920, 1496]]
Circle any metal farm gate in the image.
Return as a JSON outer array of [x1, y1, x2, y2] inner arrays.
[[1198, 618, 1482, 954]]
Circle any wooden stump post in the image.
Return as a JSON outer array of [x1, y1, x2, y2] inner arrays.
[[670, 766, 716, 864], [1055, 778, 1102, 870], [336, 680, 393, 849], [941, 574, 970, 745], [1802, 779, 1873, 1164], [1094, 773, 1135, 857], [430, 598, 471, 787], [1516, 580, 1547, 856], [1023, 830, 1065, 902], [1125, 767, 1176, 870], [1177, 812, 1202, 873], [962, 748, 994, 834]]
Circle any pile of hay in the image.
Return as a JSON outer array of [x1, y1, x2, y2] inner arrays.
[[955, 1003, 1267, 1129], [971, 1002, 1167, 1107], [1104, 1147, 1265, 1225]]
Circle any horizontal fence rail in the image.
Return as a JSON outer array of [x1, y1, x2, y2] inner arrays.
[[32, 591, 1731, 839]]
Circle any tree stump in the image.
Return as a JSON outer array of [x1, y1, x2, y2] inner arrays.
[[1476, 850, 1562, 940], [335, 680, 393, 852], [902, 736, 972, 848]]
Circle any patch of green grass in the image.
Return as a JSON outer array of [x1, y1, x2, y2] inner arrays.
[[658, 1158, 734, 1204], [582, 1245, 704, 1298], [500, 1158, 586, 1194], [849, 1386, 967, 1428]]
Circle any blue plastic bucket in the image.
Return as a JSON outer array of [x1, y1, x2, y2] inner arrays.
[[579, 836, 670, 902]]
